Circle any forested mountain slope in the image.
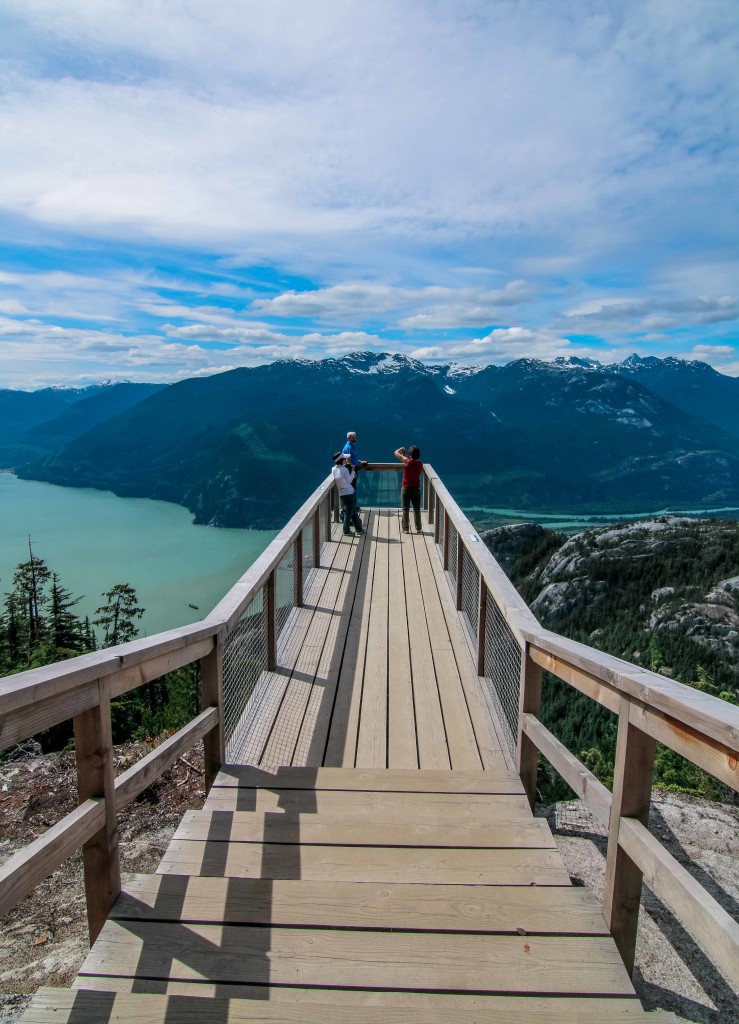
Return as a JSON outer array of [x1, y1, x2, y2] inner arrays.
[[16, 352, 739, 528], [483, 517, 739, 799], [0, 381, 164, 465]]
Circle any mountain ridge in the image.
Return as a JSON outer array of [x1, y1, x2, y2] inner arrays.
[[6, 352, 739, 529]]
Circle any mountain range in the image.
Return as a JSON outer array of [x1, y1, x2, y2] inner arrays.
[[4, 353, 739, 528]]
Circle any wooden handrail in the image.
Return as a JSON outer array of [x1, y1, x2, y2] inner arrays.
[[424, 465, 541, 642], [0, 622, 219, 722], [205, 473, 336, 632]]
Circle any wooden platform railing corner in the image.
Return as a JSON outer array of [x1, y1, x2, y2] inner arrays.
[[1, 463, 737, 994]]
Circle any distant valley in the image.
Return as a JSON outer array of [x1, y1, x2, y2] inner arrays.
[[3, 352, 739, 529]]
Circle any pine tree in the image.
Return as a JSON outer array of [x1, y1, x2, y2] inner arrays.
[[6, 543, 52, 667], [94, 584, 145, 646], [49, 573, 87, 657]]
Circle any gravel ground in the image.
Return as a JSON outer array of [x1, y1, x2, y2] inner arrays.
[[539, 794, 739, 1024], [0, 742, 206, 1024], [1, 746, 737, 1023]]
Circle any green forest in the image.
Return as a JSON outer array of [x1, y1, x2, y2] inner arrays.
[[487, 518, 739, 803], [0, 547, 200, 752]]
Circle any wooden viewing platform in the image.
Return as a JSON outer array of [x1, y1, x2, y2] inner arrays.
[[2, 467, 737, 1022]]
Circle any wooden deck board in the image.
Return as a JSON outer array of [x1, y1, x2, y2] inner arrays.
[[324, 510, 379, 767], [416, 529, 505, 767], [113, 874, 603, 931], [401, 518, 450, 769], [156, 839, 570, 885], [259, 526, 356, 768], [211, 766, 525, 792], [78, 922, 633, 995], [355, 511, 389, 767], [171, 809, 556, 848], [387, 512, 418, 767], [294, 516, 372, 766], [202, 787, 533, 820], [409, 531, 484, 769], [29, 988, 681, 1023]]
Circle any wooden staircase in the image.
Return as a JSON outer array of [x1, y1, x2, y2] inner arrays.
[[24, 767, 679, 1022]]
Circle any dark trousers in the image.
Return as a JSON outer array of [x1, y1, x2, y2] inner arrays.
[[340, 492, 363, 534], [401, 485, 421, 532]]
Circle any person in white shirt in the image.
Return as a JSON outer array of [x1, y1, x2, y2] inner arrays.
[[332, 452, 364, 537]]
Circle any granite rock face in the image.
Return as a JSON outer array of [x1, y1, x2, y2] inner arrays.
[[485, 515, 739, 684]]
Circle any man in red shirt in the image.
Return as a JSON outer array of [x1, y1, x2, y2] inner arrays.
[[394, 445, 424, 534]]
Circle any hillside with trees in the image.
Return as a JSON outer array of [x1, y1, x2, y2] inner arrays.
[[482, 516, 739, 801], [0, 550, 198, 749]]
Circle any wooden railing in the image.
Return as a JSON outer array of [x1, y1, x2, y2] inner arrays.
[[2, 464, 738, 992], [423, 464, 739, 991]]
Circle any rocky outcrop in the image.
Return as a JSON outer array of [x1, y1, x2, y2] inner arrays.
[[531, 578, 608, 620], [502, 516, 739, 685], [479, 523, 547, 572]]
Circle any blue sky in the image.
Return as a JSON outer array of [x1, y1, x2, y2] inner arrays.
[[0, 0, 737, 387]]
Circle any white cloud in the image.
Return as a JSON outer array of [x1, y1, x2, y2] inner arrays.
[[561, 294, 739, 334], [252, 280, 535, 326], [0, 1, 736, 262], [687, 344, 739, 376], [410, 326, 587, 365]]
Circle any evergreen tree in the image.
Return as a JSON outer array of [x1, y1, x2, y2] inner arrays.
[[94, 583, 145, 646], [5, 543, 52, 667], [49, 573, 87, 657]]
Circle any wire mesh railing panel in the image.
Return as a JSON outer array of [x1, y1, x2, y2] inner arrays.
[[300, 519, 315, 602], [447, 519, 459, 586], [360, 471, 402, 509], [275, 542, 297, 634], [437, 500, 446, 559], [483, 596, 523, 757], [460, 544, 480, 645], [319, 495, 330, 549], [222, 588, 268, 760]]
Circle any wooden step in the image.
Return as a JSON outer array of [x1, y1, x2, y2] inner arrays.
[[25, 987, 682, 1023], [204, 785, 532, 819], [173, 807, 557, 848], [157, 836, 570, 884], [212, 765, 525, 793], [113, 873, 610, 934], [77, 921, 634, 996]]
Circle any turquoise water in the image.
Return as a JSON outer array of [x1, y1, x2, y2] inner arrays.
[[467, 504, 739, 531], [0, 474, 275, 636]]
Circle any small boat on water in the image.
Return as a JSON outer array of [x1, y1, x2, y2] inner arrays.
[[188, 603, 199, 610]]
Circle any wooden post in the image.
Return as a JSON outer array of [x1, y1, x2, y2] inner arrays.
[[422, 473, 428, 512], [200, 638, 225, 793], [295, 531, 304, 608], [313, 507, 321, 567], [515, 645, 543, 811], [603, 698, 657, 976], [266, 573, 276, 671], [456, 537, 464, 611], [332, 486, 339, 523], [476, 577, 487, 676], [428, 482, 435, 525], [443, 510, 450, 570], [434, 496, 441, 545], [74, 680, 121, 945]]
